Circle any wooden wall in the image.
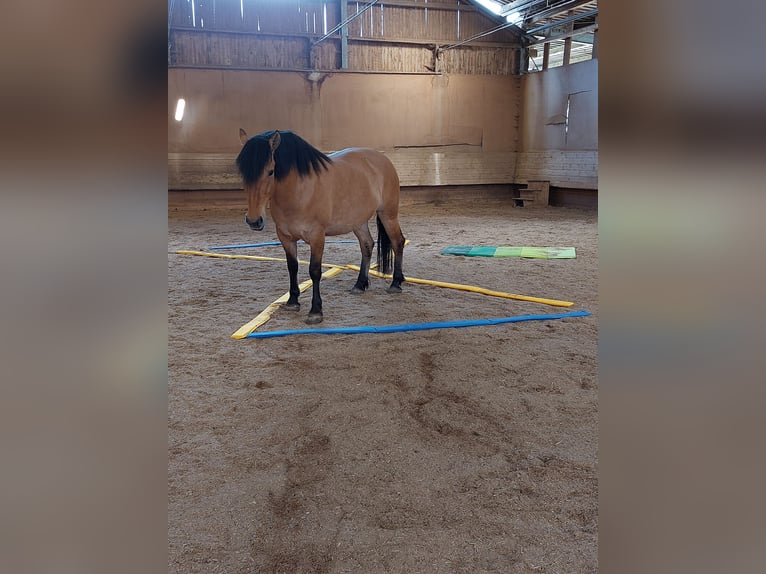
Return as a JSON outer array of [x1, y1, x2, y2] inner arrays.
[[169, 0, 521, 75]]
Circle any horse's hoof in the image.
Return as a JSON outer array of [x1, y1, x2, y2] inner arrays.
[[283, 302, 300, 311], [350, 286, 366, 294], [386, 285, 402, 294], [305, 313, 323, 325]]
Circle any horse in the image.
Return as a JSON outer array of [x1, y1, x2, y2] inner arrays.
[[236, 129, 406, 324]]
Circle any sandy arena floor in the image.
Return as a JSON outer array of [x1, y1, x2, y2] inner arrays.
[[168, 200, 598, 573]]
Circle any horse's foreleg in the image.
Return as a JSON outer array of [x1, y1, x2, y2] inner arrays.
[[306, 236, 325, 324], [351, 223, 374, 294], [281, 238, 300, 311]]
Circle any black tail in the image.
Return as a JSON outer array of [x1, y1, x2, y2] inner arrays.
[[376, 215, 393, 275]]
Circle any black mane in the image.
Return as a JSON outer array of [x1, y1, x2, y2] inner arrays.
[[236, 130, 332, 185]]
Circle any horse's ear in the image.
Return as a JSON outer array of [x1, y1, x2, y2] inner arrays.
[[239, 128, 248, 146], [269, 131, 281, 153]]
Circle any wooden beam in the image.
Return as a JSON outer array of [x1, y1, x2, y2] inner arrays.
[[170, 27, 519, 50], [542, 42, 550, 70], [170, 63, 441, 74], [563, 36, 572, 65], [355, 0, 480, 12], [350, 36, 519, 49]]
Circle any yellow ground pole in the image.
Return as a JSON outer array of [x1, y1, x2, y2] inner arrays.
[[345, 265, 573, 307], [230, 266, 344, 339], [175, 249, 574, 308], [175, 250, 318, 267]]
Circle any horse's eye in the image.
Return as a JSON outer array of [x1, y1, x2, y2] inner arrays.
[[268, 169, 274, 177]]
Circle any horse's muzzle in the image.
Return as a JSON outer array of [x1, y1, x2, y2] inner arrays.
[[245, 214, 264, 231]]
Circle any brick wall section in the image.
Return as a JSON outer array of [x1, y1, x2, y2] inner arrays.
[[383, 148, 517, 187], [168, 153, 240, 190], [514, 150, 598, 189], [168, 148, 517, 189], [169, 148, 597, 190]]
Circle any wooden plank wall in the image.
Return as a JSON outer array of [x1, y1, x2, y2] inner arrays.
[[342, 0, 517, 44], [170, 0, 342, 34], [170, 0, 515, 42], [348, 43, 432, 73], [169, 0, 521, 74], [173, 32, 313, 68], [440, 46, 516, 76]]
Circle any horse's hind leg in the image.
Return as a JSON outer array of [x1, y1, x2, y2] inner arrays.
[[388, 227, 406, 293], [378, 214, 406, 293], [351, 222, 374, 294]]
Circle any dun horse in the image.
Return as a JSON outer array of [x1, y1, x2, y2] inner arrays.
[[236, 129, 406, 324]]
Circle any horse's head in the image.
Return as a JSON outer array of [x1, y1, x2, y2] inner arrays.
[[237, 128, 281, 231]]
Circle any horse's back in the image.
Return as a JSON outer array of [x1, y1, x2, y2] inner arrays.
[[329, 148, 400, 191]]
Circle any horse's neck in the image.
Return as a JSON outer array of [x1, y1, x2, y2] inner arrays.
[[274, 173, 318, 205]]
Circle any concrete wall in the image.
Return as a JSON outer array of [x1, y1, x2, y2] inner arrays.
[[517, 59, 598, 189]]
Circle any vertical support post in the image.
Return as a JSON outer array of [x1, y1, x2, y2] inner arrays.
[[591, 28, 598, 59], [341, 0, 349, 69], [520, 46, 529, 74], [563, 36, 572, 65], [542, 42, 550, 70]]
